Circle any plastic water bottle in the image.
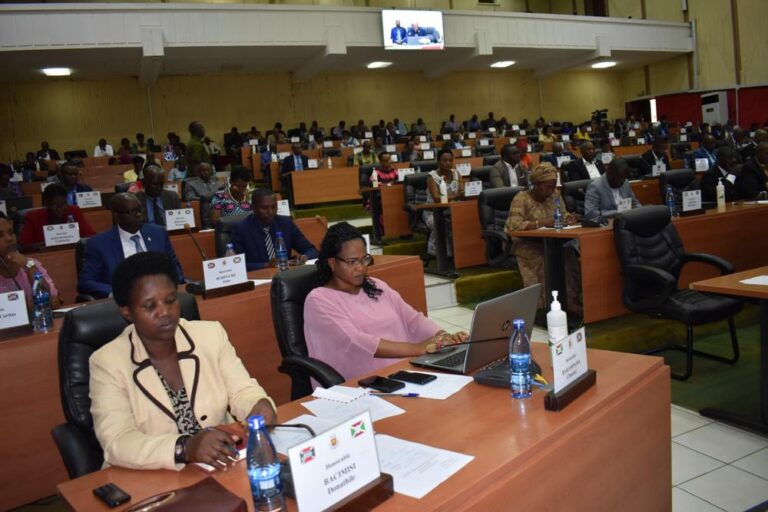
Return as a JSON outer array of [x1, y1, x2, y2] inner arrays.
[[327, 157, 333, 169], [716, 178, 726, 210], [371, 169, 379, 188], [275, 231, 289, 271], [439, 179, 448, 204], [665, 185, 677, 217], [224, 243, 236, 257], [32, 272, 53, 333], [509, 318, 532, 399], [553, 199, 563, 230], [246, 415, 284, 512]]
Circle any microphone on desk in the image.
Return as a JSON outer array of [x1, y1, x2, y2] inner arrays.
[[183, 223, 206, 295]]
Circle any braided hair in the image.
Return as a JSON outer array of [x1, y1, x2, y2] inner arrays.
[[316, 222, 382, 300]]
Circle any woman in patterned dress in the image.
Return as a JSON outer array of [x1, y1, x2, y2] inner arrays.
[[210, 165, 253, 224], [424, 148, 464, 257]]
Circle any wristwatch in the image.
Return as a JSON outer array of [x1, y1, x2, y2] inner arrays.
[[174, 435, 191, 463]]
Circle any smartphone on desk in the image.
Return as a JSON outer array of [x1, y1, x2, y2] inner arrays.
[[358, 375, 405, 393], [389, 371, 437, 385], [93, 483, 131, 508]]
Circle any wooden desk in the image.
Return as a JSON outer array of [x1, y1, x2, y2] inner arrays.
[[289, 167, 360, 206], [630, 178, 663, 205], [690, 266, 768, 436], [511, 203, 768, 323], [58, 345, 671, 511]]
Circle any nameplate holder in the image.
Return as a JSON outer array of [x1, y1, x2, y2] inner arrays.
[[200, 254, 253, 299], [637, 137, 646, 145], [442, 134, 450, 141], [164, 183, 181, 195], [324, 141, 334, 148], [0, 290, 30, 332], [694, 158, 709, 172], [308, 159, 319, 169], [43, 222, 79, 247], [291, 137, 300, 143], [652, 163, 666, 177], [464, 180, 482, 197], [544, 369, 596, 411], [461, 148, 472, 157], [545, 327, 595, 411], [75, 191, 102, 209], [468, 132, 477, 139], [681, 189, 703, 214], [456, 163, 472, 177], [561, 135, 570, 142], [365, 131, 373, 139], [397, 168, 415, 182], [277, 199, 291, 217], [385, 144, 396, 153], [165, 208, 196, 232], [422, 150, 435, 160], [419, 136, 427, 142], [390, 154, 399, 163], [680, 135, 688, 142], [488, 127, 496, 133], [600, 153, 613, 164], [0, 201, 6, 216]]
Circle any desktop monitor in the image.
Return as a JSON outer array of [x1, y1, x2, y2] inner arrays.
[[382, 10, 444, 50]]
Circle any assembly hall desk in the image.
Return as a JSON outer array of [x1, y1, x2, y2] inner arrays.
[[58, 345, 671, 511]]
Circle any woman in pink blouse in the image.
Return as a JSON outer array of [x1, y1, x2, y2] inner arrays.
[[303, 222, 467, 381]]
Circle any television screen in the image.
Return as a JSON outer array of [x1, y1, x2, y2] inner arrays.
[[382, 10, 444, 50]]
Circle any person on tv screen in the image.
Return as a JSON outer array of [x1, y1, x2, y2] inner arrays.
[[408, 22, 426, 37], [390, 20, 407, 45]]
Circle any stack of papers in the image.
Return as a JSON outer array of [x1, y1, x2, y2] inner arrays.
[[739, 275, 768, 286], [311, 385, 368, 403], [302, 393, 405, 422]]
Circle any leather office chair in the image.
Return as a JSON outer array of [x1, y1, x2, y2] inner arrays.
[[358, 164, 376, 188], [658, 168, 697, 207], [114, 183, 132, 193], [402, 172, 432, 264], [469, 166, 492, 190], [483, 155, 501, 166], [622, 154, 646, 179], [321, 148, 341, 158], [51, 294, 200, 479], [409, 160, 438, 173], [562, 179, 592, 216], [475, 144, 496, 156], [214, 212, 249, 257], [671, 142, 692, 160], [613, 206, 741, 380], [270, 265, 344, 400], [477, 187, 522, 268], [74, 238, 95, 303]]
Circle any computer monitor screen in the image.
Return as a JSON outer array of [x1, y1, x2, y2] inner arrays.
[[382, 10, 444, 50]]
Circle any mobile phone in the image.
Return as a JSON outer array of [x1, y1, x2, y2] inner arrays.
[[358, 375, 405, 393], [388, 371, 437, 385], [93, 483, 131, 508]]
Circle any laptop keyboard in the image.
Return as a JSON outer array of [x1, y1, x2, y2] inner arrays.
[[432, 350, 467, 368]]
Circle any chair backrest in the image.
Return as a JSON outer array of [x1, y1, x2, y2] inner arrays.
[[469, 166, 492, 189], [410, 160, 438, 173], [613, 206, 685, 307], [561, 179, 592, 216], [671, 142, 691, 159], [403, 172, 430, 205], [65, 150, 88, 159], [57, 294, 200, 470], [75, 237, 89, 276], [658, 168, 696, 205], [475, 144, 496, 156], [114, 182, 132, 193], [214, 213, 250, 257], [622, 155, 646, 179], [483, 154, 501, 166], [358, 164, 375, 187], [477, 187, 521, 232]]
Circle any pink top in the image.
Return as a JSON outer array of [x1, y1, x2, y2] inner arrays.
[[0, 257, 59, 298], [304, 277, 440, 381]]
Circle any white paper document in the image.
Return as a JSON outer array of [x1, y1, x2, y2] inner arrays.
[[389, 372, 473, 400], [375, 434, 473, 499], [271, 414, 337, 455], [312, 385, 368, 403], [739, 275, 768, 286], [249, 279, 272, 287], [302, 394, 405, 423]]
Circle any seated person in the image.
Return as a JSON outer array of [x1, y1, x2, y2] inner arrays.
[[424, 149, 464, 257], [280, 143, 309, 174], [303, 222, 466, 381], [340, 130, 360, 148], [0, 212, 60, 308], [230, 189, 318, 270], [123, 156, 145, 185], [93, 138, 114, 158], [505, 164, 581, 312], [541, 142, 576, 169], [184, 162, 222, 229], [89, 252, 275, 470], [688, 134, 718, 169], [639, 138, 671, 177], [489, 144, 529, 188], [584, 159, 641, 222], [737, 142, 768, 200], [36, 141, 60, 161], [574, 124, 591, 141], [78, 193, 184, 299], [567, 141, 605, 181], [137, 164, 182, 227], [701, 146, 740, 202], [167, 155, 188, 182], [539, 125, 557, 144], [18, 183, 96, 251], [261, 143, 278, 170], [353, 140, 379, 166], [0, 164, 22, 198], [56, 160, 93, 205], [445, 131, 464, 150], [400, 140, 420, 163], [210, 166, 252, 224], [132, 132, 148, 155]]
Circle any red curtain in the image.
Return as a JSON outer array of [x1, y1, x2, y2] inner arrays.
[[643, 86, 767, 128]]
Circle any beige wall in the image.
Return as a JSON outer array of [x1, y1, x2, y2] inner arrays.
[[737, 0, 768, 85]]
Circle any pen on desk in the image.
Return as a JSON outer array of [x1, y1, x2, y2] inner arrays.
[[371, 392, 420, 397]]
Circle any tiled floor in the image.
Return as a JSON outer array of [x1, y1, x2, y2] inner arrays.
[[425, 277, 768, 512]]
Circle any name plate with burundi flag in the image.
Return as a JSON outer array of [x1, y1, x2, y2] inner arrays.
[[202, 254, 247, 291]]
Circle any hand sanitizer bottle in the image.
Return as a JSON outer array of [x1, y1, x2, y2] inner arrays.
[[716, 178, 726, 211], [546, 290, 568, 343]]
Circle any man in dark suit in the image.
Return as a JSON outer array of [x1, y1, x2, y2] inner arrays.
[[36, 141, 60, 161], [736, 142, 768, 200], [541, 142, 576, 169], [136, 164, 182, 226], [280, 143, 309, 175], [230, 189, 318, 270], [701, 146, 739, 202], [566, 141, 605, 182], [78, 193, 185, 298], [489, 144, 529, 188], [639, 138, 671, 177], [584, 158, 641, 222]]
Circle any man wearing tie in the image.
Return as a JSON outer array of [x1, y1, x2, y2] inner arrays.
[[136, 164, 182, 226], [230, 189, 318, 270], [78, 193, 184, 298], [281, 143, 309, 175]]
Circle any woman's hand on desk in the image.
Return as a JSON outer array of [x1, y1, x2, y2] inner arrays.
[[424, 330, 468, 354], [248, 398, 277, 426], [186, 428, 241, 471]]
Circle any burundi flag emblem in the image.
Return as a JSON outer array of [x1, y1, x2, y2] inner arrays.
[[350, 420, 366, 438]]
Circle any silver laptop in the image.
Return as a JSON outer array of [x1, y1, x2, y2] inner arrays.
[[410, 284, 541, 374]]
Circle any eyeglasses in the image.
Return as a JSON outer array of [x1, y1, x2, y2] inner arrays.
[[335, 254, 374, 267]]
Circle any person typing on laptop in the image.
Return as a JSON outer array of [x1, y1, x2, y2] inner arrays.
[[303, 222, 467, 381]]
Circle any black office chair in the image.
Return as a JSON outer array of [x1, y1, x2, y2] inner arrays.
[[477, 187, 522, 268], [74, 238, 96, 303], [613, 206, 741, 380], [622, 154, 646, 179], [409, 160, 438, 173], [561, 179, 592, 216], [358, 164, 376, 188], [322, 148, 341, 158], [483, 154, 501, 166], [51, 294, 200, 479], [270, 265, 344, 400], [475, 144, 496, 156], [469, 166, 492, 190], [214, 213, 249, 257], [114, 182, 132, 193], [671, 142, 692, 160], [403, 172, 432, 264], [658, 168, 697, 207]]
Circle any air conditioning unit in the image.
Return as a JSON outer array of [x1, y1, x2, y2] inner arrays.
[[701, 91, 728, 125]]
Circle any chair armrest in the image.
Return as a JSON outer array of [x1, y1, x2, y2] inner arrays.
[[681, 252, 734, 275], [281, 355, 345, 388], [51, 423, 102, 479], [622, 264, 677, 310]]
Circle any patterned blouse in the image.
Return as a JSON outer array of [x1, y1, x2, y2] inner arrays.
[[211, 189, 252, 217], [505, 189, 568, 234], [156, 370, 202, 436]]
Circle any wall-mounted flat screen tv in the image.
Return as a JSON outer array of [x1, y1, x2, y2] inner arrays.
[[382, 10, 444, 50]]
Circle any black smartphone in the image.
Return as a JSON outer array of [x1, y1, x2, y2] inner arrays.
[[93, 483, 131, 508], [358, 375, 405, 393], [388, 371, 437, 385]]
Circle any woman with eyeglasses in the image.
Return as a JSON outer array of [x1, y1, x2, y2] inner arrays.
[[303, 222, 467, 381]]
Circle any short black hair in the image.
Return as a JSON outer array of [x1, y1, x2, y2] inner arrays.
[[43, 183, 68, 204], [112, 252, 179, 307], [230, 165, 251, 183], [436, 148, 453, 161], [251, 188, 274, 203], [316, 222, 382, 300]]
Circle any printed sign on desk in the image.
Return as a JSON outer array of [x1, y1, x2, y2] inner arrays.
[[555, 156, 572, 168], [0, 290, 29, 330], [561, 135, 570, 142], [323, 141, 334, 148], [365, 131, 373, 139], [290, 137, 300, 143], [468, 132, 477, 139], [442, 134, 450, 141], [353, 147, 363, 155], [277, 199, 290, 217], [422, 150, 435, 160], [385, 144, 396, 153], [420, 143, 431, 150], [617, 197, 632, 213], [600, 153, 613, 164], [202, 254, 248, 291], [456, 163, 472, 176], [694, 158, 710, 172], [43, 223, 79, 247], [419, 136, 427, 142], [164, 208, 195, 231], [550, 327, 588, 393], [464, 180, 482, 197], [461, 148, 472, 157], [637, 137, 646, 145], [680, 134, 688, 142], [628, 130, 636, 137], [75, 191, 102, 208], [478, 139, 489, 147], [652, 163, 666, 177], [289, 412, 380, 512], [488, 127, 496, 133], [278, 152, 291, 161], [512, 124, 520, 131], [308, 159, 319, 169], [520, 129, 527, 136], [682, 190, 702, 212], [390, 154, 399, 163], [397, 168, 415, 182], [610, 139, 620, 147], [164, 183, 180, 195]]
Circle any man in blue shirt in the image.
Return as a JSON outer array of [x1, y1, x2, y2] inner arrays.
[[689, 134, 718, 169], [390, 20, 406, 44], [230, 189, 318, 270], [55, 160, 93, 205]]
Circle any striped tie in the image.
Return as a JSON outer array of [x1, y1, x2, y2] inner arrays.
[[264, 227, 276, 260], [130, 234, 145, 254]]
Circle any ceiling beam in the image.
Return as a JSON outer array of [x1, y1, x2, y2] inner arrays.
[[139, 26, 164, 86], [424, 31, 492, 80], [293, 28, 346, 82], [534, 35, 611, 77]]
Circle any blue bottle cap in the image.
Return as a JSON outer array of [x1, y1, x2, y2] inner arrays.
[[247, 415, 265, 430], [513, 318, 525, 330]]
